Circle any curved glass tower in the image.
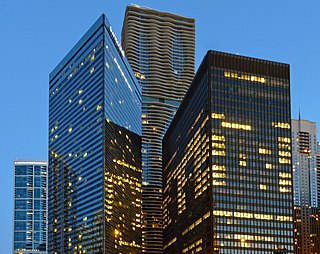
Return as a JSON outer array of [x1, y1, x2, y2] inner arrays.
[[48, 15, 142, 253], [122, 5, 195, 253]]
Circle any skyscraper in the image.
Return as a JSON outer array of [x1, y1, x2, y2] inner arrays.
[[48, 15, 142, 253], [122, 5, 195, 253], [163, 51, 294, 253], [13, 160, 47, 254], [292, 119, 320, 253]]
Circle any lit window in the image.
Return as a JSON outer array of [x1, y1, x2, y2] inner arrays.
[[259, 148, 271, 155], [239, 161, 246, 166], [266, 163, 272, 169], [211, 113, 225, 119], [278, 137, 291, 143], [272, 122, 290, 129], [221, 121, 251, 131]]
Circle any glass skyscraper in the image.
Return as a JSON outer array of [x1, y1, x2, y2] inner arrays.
[[292, 119, 320, 253], [13, 160, 47, 254], [48, 15, 142, 253], [122, 5, 195, 253], [163, 51, 294, 253]]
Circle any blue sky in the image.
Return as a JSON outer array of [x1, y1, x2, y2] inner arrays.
[[1, 0, 319, 252]]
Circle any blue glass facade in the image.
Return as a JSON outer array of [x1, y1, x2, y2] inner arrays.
[[48, 15, 142, 253], [13, 160, 47, 254]]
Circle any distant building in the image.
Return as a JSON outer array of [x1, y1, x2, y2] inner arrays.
[[122, 5, 195, 253], [292, 119, 320, 253], [48, 15, 142, 253], [163, 51, 294, 253], [13, 160, 47, 254]]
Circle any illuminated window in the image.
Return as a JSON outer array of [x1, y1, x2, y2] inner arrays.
[[279, 179, 292, 186], [278, 151, 291, 157], [211, 113, 225, 119], [279, 158, 291, 164], [224, 71, 266, 83], [212, 150, 226, 156], [212, 180, 226, 186], [221, 121, 251, 131], [272, 122, 290, 129], [259, 148, 271, 155], [278, 137, 291, 143], [280, 187, 291, 193], [212, 165, 226, 171], [212, 142, 225, 149], [239, 161, 246, 166], [266, 163, 272, 169], [212, 135, 225, 141], [279, 172, 291, 178]]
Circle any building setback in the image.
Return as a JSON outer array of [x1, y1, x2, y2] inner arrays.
[[122, 5, 195, 253], [292, 119, 320, 253], [13, 160, 47, 254], [163, 51, 294, 253], [48, 15, 142, 253]]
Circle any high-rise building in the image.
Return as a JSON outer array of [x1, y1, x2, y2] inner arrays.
[[13, 160, 47, 254], [122, 5, 195, 253], [48, 15, 142, 253], [292, 119, 320, 253], [163, 51, 294, 253]]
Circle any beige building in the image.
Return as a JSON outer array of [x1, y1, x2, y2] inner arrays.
[[292, 119, 320, 253]]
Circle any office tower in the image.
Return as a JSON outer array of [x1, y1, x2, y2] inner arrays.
[[163, 51, 294, 253], [48, 15, 142, 253], [13, 160, 47, 254], [122, 5, 195, 253], [292, 119, 320, 253]]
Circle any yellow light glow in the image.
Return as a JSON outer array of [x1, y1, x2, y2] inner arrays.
[[259, 148, 271, 155], [260, 184, 267, 190], [279, 151, 291, 157], [278, 137, 291, 143], [272, 122, 290, 129], [239, 160, 246, 166], [211, 113, 225, 119], [212, 135, 225, 141], [266, 163, 272, 169], [221, 121, 251, 131]]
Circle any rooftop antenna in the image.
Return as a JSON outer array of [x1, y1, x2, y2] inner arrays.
[[298, 107, 301, 133]]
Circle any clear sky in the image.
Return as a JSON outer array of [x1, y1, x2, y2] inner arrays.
[[1, 0, 319, 252]]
